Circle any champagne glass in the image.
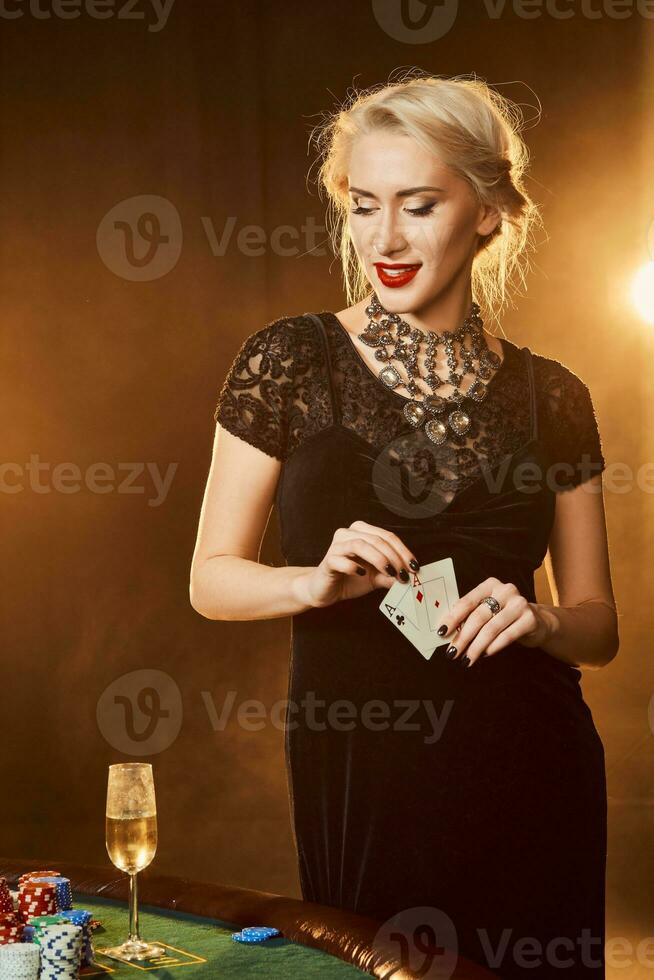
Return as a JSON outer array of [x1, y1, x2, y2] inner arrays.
[[103, 763, 165, 961]]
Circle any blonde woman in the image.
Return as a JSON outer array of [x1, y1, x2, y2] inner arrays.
[[190, 72, 618, 979]]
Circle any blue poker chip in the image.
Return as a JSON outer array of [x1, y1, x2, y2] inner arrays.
[[242, 926, 280, 938], [232, 925, 281, 944]]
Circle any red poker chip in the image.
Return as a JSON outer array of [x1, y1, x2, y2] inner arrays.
[[18, 870, 60, 886]]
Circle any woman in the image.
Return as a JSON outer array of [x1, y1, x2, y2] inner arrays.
[[190, 73, 619, 979]]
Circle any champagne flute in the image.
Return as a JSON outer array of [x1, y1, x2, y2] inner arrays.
[[103, 762, 165, 961]]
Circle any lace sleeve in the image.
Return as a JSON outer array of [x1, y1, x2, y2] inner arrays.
[[538, 358, 606, 492], [213, 318, 294, 461]]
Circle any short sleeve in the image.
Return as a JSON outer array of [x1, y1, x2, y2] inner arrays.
[[214, 318, 294, 461], [538, 359, 606, 492]]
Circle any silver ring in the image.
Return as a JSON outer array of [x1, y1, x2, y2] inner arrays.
[[479, 596, 501, 616]]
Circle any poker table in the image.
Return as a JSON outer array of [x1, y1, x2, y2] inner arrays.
[[0, 859, 498, 978]]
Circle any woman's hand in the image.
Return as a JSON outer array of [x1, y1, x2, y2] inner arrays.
[[297, 520, 420, 609], [435, 577, 552, 667]]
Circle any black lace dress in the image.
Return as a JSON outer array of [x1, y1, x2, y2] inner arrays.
[[214, 311, 608, 979]]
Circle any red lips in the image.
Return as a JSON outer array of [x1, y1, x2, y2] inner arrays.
[[374, 263, 422, 289]]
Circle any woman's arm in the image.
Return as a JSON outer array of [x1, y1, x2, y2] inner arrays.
[[189, 425, 317, 621], [538, 473, 620, 670]]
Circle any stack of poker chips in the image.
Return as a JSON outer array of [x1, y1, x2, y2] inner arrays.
[[16, 872, 61, 890], [29, 877, 73, 913], [0, 878, 15, 915], [32, 920, 83, 980], [59, 910, 93, 966], [0, 912, 24, 945], [231, 925, 281, 944], [16, 872, 61, 925], [0, 941, 41, 979], [17, 881, 57, 923]]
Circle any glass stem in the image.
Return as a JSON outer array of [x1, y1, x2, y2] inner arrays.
[[128, 872, 140, 941]]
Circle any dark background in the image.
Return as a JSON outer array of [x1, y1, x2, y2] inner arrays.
[[1, 0, 652, 966]]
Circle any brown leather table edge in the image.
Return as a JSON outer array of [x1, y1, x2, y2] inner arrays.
[[0, 858, 497, 979]]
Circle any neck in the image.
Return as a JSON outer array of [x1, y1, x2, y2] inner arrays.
[[372, 283, 476, 334]]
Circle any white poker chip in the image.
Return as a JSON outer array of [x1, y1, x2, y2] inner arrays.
[[0, 942, 41, 980]]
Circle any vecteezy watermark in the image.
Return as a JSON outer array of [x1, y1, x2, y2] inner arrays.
[[372, 909, 652, 976], [202, 690, 454, 746], [0, 0, 176, 32], [97, 669, 183, 755], [0, 454, 178, 507], [372, 906, 459, 979], [200, 215, 327, 259], [97, 195, 183, 282], [96, 677, 456, 754], [371, 433, 654, 520], [96, 195, 328, 281], [372, 0, 654, 43]]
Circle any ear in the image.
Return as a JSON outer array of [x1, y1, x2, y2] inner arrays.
[[477, 203, 502, 237]]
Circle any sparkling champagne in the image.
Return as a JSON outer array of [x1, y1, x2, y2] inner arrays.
[[105, 813, 158, 874]]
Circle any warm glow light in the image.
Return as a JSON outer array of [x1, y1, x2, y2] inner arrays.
[[631, 262, 654, 324]]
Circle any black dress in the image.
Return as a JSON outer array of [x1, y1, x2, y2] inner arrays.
[[214, 310, 608, 979]]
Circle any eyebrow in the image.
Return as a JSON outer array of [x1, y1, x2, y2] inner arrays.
[[348, 185, 445, 198]]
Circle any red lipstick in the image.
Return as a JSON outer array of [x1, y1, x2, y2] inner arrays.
[[374, 262, 422, 289]]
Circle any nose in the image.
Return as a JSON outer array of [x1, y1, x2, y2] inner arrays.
[[371, 211, 407, 259]]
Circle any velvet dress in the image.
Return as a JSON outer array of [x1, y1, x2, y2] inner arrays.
[[214, 309, 608, 979]]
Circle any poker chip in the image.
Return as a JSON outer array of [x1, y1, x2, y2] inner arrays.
[[0, 872, 100, 975], [16, 872, 60, 889], [30, 878, 73, 913], [0, 910, 24, 945], [26, 916, 66, 928], [59, 910, 94, 966], [0, 879, 14, 915], [0, 941, 41, 979], [231, 924, 281, 944], [17, 881, 57, 923], [32, 922, 83, 980]]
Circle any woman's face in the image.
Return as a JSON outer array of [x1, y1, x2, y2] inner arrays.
[[346, 130, 500, 313]]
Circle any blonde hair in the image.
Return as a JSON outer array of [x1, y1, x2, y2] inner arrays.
[[310, 69, 544, 327]]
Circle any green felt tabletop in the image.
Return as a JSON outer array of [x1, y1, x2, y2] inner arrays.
[[73, 892, 369, 978]]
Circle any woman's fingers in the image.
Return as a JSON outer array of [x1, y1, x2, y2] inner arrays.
[[349, 521, 419, 572], [325, 554, 368, 577], [336, 526, 416, 579], [334, 537, 399, 584]]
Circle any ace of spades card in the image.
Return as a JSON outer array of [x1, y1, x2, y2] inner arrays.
[[378, 557, 460, 660]]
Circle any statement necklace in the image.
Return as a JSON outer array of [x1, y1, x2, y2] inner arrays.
[[356, 293, 503, 446]]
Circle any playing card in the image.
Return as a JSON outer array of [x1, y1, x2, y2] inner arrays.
[[378, 557, 459, 660]]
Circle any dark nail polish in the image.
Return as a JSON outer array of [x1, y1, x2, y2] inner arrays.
[[459, 654, 471, 668], [434, 642, 449, 655], [384, 563, 397, 576], [398, 568, 409, 582], [356, 566, 366, 576], [409, 558, 420, 571], [446, 645, 457, 658], [437, 624, 448, 636]]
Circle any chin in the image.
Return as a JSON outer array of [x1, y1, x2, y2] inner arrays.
[[374, 287, 430, 314]]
